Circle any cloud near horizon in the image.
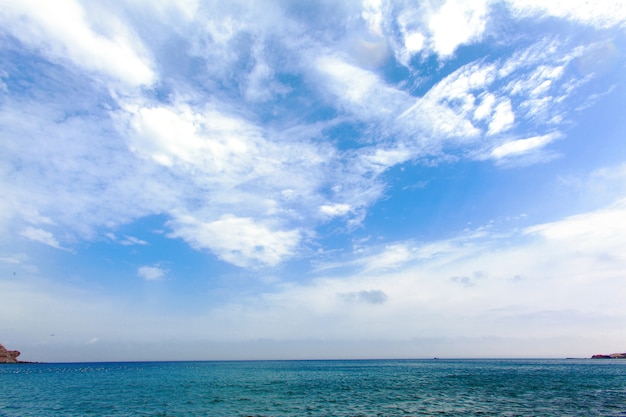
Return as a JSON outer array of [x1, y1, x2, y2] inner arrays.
[[2, 192, 625, 359]]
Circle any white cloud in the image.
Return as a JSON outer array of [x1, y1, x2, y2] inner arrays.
[[416, 43, 571, 143], [0, 0, 155, 86], [0, 254, 27, 265], [508, 65, 565, 98], [473, 93, 496, 121], [505, 0, 626, 29], [404, 32, 425, 54], [428, 0, 489, 57], [490, 133, 559, 159], [320, 204, 352, 217], [19, 227, 71, 252], [120, 101, 325, 195], [315, 55, 406, 117], [401, 60, 497, 141], [345, 230, 492, 275], [360, 148, 412, 172], [137, 265, 166, 281], [499, 46, 584, 124], [0, 96, 175, 240], [525, 198, 626, 246], [125, 104, 225, 168], [391, 0, 490, 63], [120, 236, 148, 246], [399, 98, 481, 143], [393, 8, 425, 66], [432, 62, 498, 101], [21, 207, 55, 226], [134, 0, 199, 22], [362, 0, 384, 37], [115, 100, 350, 265], [167, 214, 301, 268], [244, 57, 290, 102], [395, 37, 596, 165], [1, 69, 395, 270], [360, 243, 414, 271], [487, 99, 515, 135], [313, 52, 516, 152]]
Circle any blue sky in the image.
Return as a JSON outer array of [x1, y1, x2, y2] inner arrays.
[[1, 0, 625, 361]]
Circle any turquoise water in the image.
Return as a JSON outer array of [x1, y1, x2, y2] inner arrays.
[[1, 359, 625, 416]]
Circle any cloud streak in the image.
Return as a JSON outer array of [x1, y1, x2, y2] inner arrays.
[[19, 227, 73, 252], [0, 0, 155, 86]]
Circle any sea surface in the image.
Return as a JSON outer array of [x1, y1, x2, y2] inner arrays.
[[1, 359, 625, 416]]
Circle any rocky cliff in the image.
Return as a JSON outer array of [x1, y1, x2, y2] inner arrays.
[[0, 344, 21, 363], [591, 352, 626, 359]]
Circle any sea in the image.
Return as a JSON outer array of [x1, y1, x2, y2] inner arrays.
[[1, 359, 625, 416]]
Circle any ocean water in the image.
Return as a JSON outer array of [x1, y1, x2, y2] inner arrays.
[[1, 359, 625, 416]]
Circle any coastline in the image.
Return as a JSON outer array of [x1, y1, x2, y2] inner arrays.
[[591, 353, 626, 359]]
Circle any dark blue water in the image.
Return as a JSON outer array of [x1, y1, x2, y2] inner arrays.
[[1, 359, 625, 416]]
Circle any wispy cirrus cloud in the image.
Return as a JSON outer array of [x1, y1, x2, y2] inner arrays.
[[0, 0, 155, 86], [120, 236, 148, 246], [490, 133, 561, 162], [314, 54, 408, 119], [0, 253, 27, 265], [505, 0, 626, 29], [19, 227, 73, 252], [0, 0, 622, 271]]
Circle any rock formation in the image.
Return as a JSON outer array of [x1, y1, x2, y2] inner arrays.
[[0, 344, 21, 363], [591, 352, 626, 359]]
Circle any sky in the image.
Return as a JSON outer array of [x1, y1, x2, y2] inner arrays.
[[1, 0, 625, 362]]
